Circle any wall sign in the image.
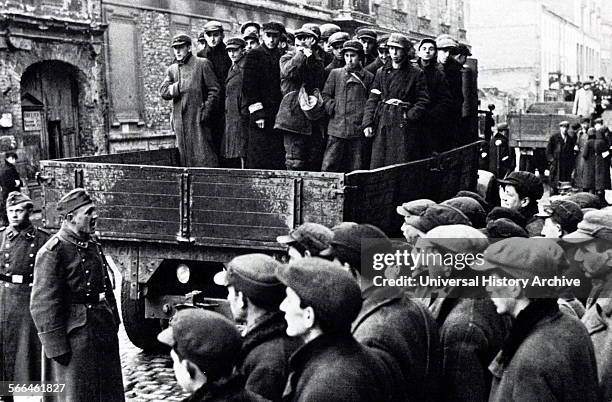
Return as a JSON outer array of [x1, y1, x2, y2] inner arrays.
[[23, 110, 42, 131]]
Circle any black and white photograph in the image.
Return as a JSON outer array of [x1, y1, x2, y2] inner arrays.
[[0, 0, 611, 401]]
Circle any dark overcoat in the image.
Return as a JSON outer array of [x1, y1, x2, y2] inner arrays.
[[429, 287, 510, 402], [441, 57, 464, 148], [0, 224, 49, 383], [488, 132, 516, 179], [362, 60, 430, 168], [160, 53, 220, 167], [417, 60, 453, 154], [0, 162, 21, 201], [489, 305, 600, 402], [546, 131, 576, 187], [242, 45, 284, 169], [30, 227, 124, 402], [351, 286, 442, 402], [222, 55, 249, 159], [582, 275, 612, 401], [574, 128, 594, 189], [282, 333, 389, 402], [587, 128, 612, 190], [237, 312, 300, 402]]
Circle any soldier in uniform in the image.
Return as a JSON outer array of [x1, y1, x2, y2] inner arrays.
[[30, 188, 124, 402], [0, 192, 49, 386]]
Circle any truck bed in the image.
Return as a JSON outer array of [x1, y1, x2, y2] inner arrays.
[[39, 142, 481, 250], [508, 112, 579, 148]]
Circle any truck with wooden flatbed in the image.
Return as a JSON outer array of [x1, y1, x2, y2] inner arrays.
[[36, 142, 482, 349]]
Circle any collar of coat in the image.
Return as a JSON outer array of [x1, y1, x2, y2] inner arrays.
[[351, 286, 403, 331], [58, 226, 99, 248], [239, 311, 288, 360], [5, 222, 35, 240], [288, 332, 354, 372], [183, 374, 246, 402], [382, 58, 415, 72], [176, 51, 193, 65], [497, 299, 560, 367]]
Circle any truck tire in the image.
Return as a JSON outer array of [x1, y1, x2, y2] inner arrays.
[[121, 280, 164, 351]]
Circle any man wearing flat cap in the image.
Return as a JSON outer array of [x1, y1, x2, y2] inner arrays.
[[214, 254, 298, 401], [157, 309, 267, 401], [416, 37, 453, 155], [435, 34, 463, 149], [0, 192, 49, 386], [363, 33, 430, 168], [160, 33, 220, 167], [243, 21, 286, 169], [355, 27, 378, 67], [488, 122, 516, 179], [475, 238, 600, 402], [364, 34, 389, 74], [538, 199, 583, 238], [276, 257, 391, 401], [323, 31, 350, 80], [275, 25, 325, 171], [319, 23, 341, 54], [546, 120, 576, 192], [563, 210, 612, 400], [241, 21, 261, 38], [30, 188, 123, 401], [497, 171, 544, 235], [276, 222, 333, 262]]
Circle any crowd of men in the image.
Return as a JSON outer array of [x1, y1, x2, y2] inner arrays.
[[160, 20, 475, 172]]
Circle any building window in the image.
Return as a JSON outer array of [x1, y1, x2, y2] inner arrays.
[[352, 0, 370, 13], [441, 0, 452, 26], [418, 0, 431, 18]]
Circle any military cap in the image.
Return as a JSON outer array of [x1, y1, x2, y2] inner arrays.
[[483, 218, 528, 240], [456, 190, 490, 213], [404, 204, 472, 233], [417, 38, 437, 50], [486, 206, 527, 228], [157, 309, 241, 380], [435, 34, 457, 50], [57, 188, 93, 215], [294, 27, 318, 40], [203, 21, 224, 33], [456, 43, 472, 56], [240, 21, 261, 35], [328, 31, 351, 47], [563, 210, 612, 243], [6, 191, 32, 208], [386, 33, 412, 50], [442, 196, 487, 229], [497, 171, 544, 202], [559, 120, 570, 127], [277, 222, 333, 254], [423, 224, 489, 255], [225, 37, 246, 49], [262, 21, 285, 35], [320, 23, 341, 41], [356, 27, 377, 41], [301, 23, 321, 39], [340, 39, 364, 57], [566, 192, 602, 209], [536, 199, 583, 234], [496, 122, 509, 131], [275, 257, 362, 334], [171, 34, 192, 48], [214, 253, 284, 309], [396, 199, 437, 217], [475, 237, 567, 281]]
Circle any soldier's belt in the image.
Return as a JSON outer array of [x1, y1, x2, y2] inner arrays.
[[70, 292, 107, 304], [0, 273, 33, 284]]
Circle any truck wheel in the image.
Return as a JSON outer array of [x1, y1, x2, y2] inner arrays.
[[121, 280, 164, 351]]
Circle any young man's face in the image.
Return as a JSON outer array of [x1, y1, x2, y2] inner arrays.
[[573, 241, 612, 279], [226, 285, 247, 322], [67, 203, 98, 235], [6, 156, 16, 165], [173, 44, 191, 61], [6, 204, 29, 227], [437, 48, 450, 64], [559, 125, 568, 135], [453, 54, 467, 65], [245, 38, 259, 52], [227, 47, 245, 63], [378, 47, 389, 63], [389, 46, 405, 64], [499, 185, 525, 211], [541, 217, 562, 238], [331, 41, 344, 60], [262, 32, 280, 49], [418, 43, 436, 62], [171, 349, 197, 392], [204, 31, 224, 48], [279, 287, 310, 337], [344, 50, 361, 70], [485, 273, 518, 315], [359, 38, 375, 54]]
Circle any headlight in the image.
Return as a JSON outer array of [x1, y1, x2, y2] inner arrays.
[[176, 264, 191, 284]]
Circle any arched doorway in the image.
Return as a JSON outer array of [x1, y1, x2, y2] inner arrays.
[[20, 61, 81, 160]]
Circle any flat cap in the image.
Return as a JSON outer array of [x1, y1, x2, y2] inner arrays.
[[328, 31, 351, 46], [483, 218, 528, 239], [396, 199, 437, 217], [563, 210, 612, 243], [566, 192, 602, 209], [456, 43, 472, 56], [435, 34, 457, 49], [57, 188, 93, 215], [203, 21, 224, 33], [423, 224, 489, 254], [294, 27, 318, 39], [240, 21, 261, 35], [356, 27, 377, 41], [157, 309, 241, 380], [486, 206, 527, 228], [594, 117, 604, 125], [320, 222, 390, 256], [559, 120, 570, 127], [262, 21, 285, 35], [340, 39, 364, 57], [404, 204, 472, 233], [537, 199, 583, 234], [277, 222, 333, 254], [225, 37, 246, 49], [320, 23, 341, 40], [442, 197, 486, 229], [6, 191, 32, 208], [275, 257, 362, 334], [214, 253, 284, 309], [243, 32, 259, 41], [496, 122, 509, 131], [498, 171, 544, 202], [301, 23, 321, 39], [475, 237, 567, 281], [417, 38, 437, 50], [456, 190, 490, 213], [386, 33, 412, 50], [171, 34, 192, 47]]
